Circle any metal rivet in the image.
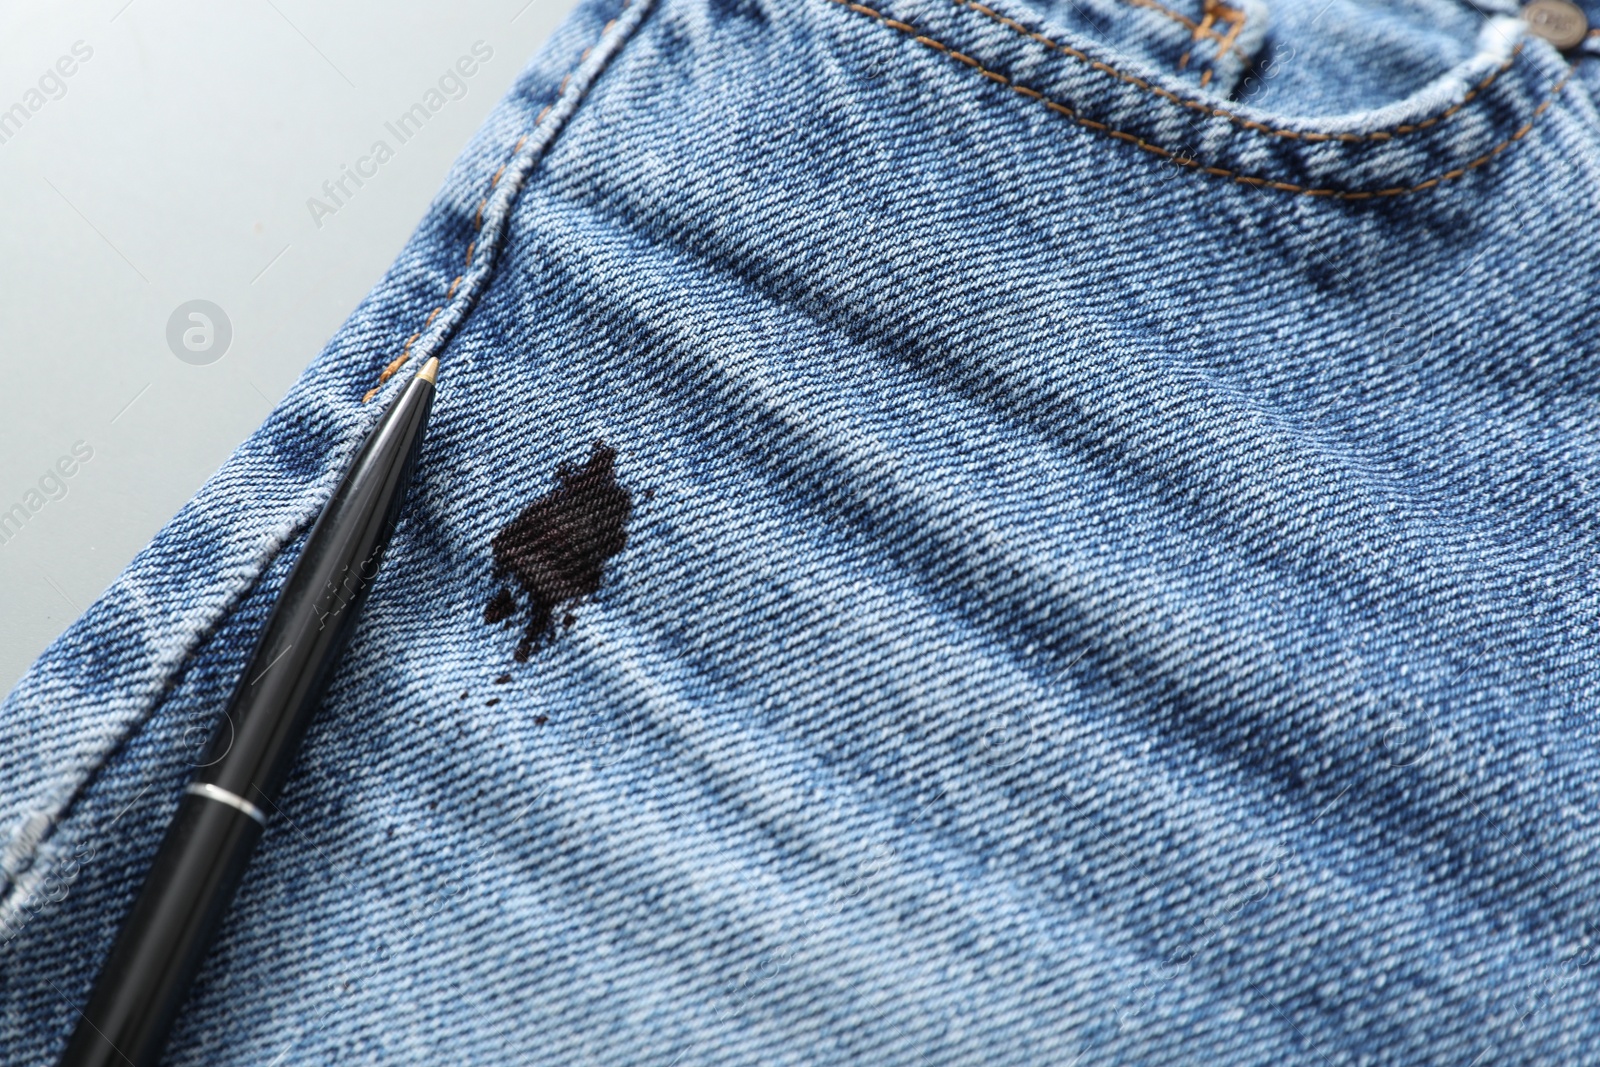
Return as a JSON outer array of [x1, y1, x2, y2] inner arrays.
[[1523, 0, 1589, 50]]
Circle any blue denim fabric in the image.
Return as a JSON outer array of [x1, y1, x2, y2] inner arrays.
[[6, 0, 1600, 1061]]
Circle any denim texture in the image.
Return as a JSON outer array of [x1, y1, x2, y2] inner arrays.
[[5, 0, 1600, 1061]]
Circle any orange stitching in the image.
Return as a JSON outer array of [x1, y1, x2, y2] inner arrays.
[[368, 332, 423, 396], [362, 3, 632, 402], [1187, 3, 1216, 72], [1208, 0, 1247, 56], [377, 353, 409, 382], [942, 0, 1522, 143], [836, 0, 1576, 200], [1122, 0, 1249, 62], [1202, 0, 1246, 86]]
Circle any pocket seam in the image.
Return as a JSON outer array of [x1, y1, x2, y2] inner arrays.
[[836, 0, 1580, 199], [942, 0, 1522, 143]]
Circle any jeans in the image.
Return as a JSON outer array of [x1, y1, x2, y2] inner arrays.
[[5, 0, 1600, 1061]]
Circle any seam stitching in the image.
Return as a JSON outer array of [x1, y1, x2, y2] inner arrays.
[[1177, 0, 1246, 84], [1201, 0, 1248, 87], [837, 0, 1577, 199], [0, 496, 335, 928], [942, 0, 1522, 143], [361, 2, 644, 400], [1123, 0, 1249, 64]]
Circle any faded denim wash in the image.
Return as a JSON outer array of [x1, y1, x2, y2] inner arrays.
[[5, 0, 1600, 1061]]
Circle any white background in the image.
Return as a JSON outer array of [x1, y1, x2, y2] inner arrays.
[[0, 0, 581, 693]]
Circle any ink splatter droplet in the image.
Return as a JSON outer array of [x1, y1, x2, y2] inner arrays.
[[493, 673, 511, 685], [486, 441, 632, 662]]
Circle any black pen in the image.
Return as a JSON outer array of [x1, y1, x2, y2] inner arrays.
[[59, 357, 440, 1067]]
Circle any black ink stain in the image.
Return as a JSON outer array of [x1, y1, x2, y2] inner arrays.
[[484, 588, 516, 626], [486, 441, 632, 662], [494, 673, 512, 685], [485, 698, 501, 707], [534, 715, 549, 726]]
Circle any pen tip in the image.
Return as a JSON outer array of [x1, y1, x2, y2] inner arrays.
[[417, 357, 439, 385]]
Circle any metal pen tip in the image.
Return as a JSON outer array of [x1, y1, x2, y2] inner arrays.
[[417, 357, 439, 384]]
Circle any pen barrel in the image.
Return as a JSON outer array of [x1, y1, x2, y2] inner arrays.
[[197, 370, 436, 804], [60, 369, 435, 1067], [57, 796, 262, 1067]]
